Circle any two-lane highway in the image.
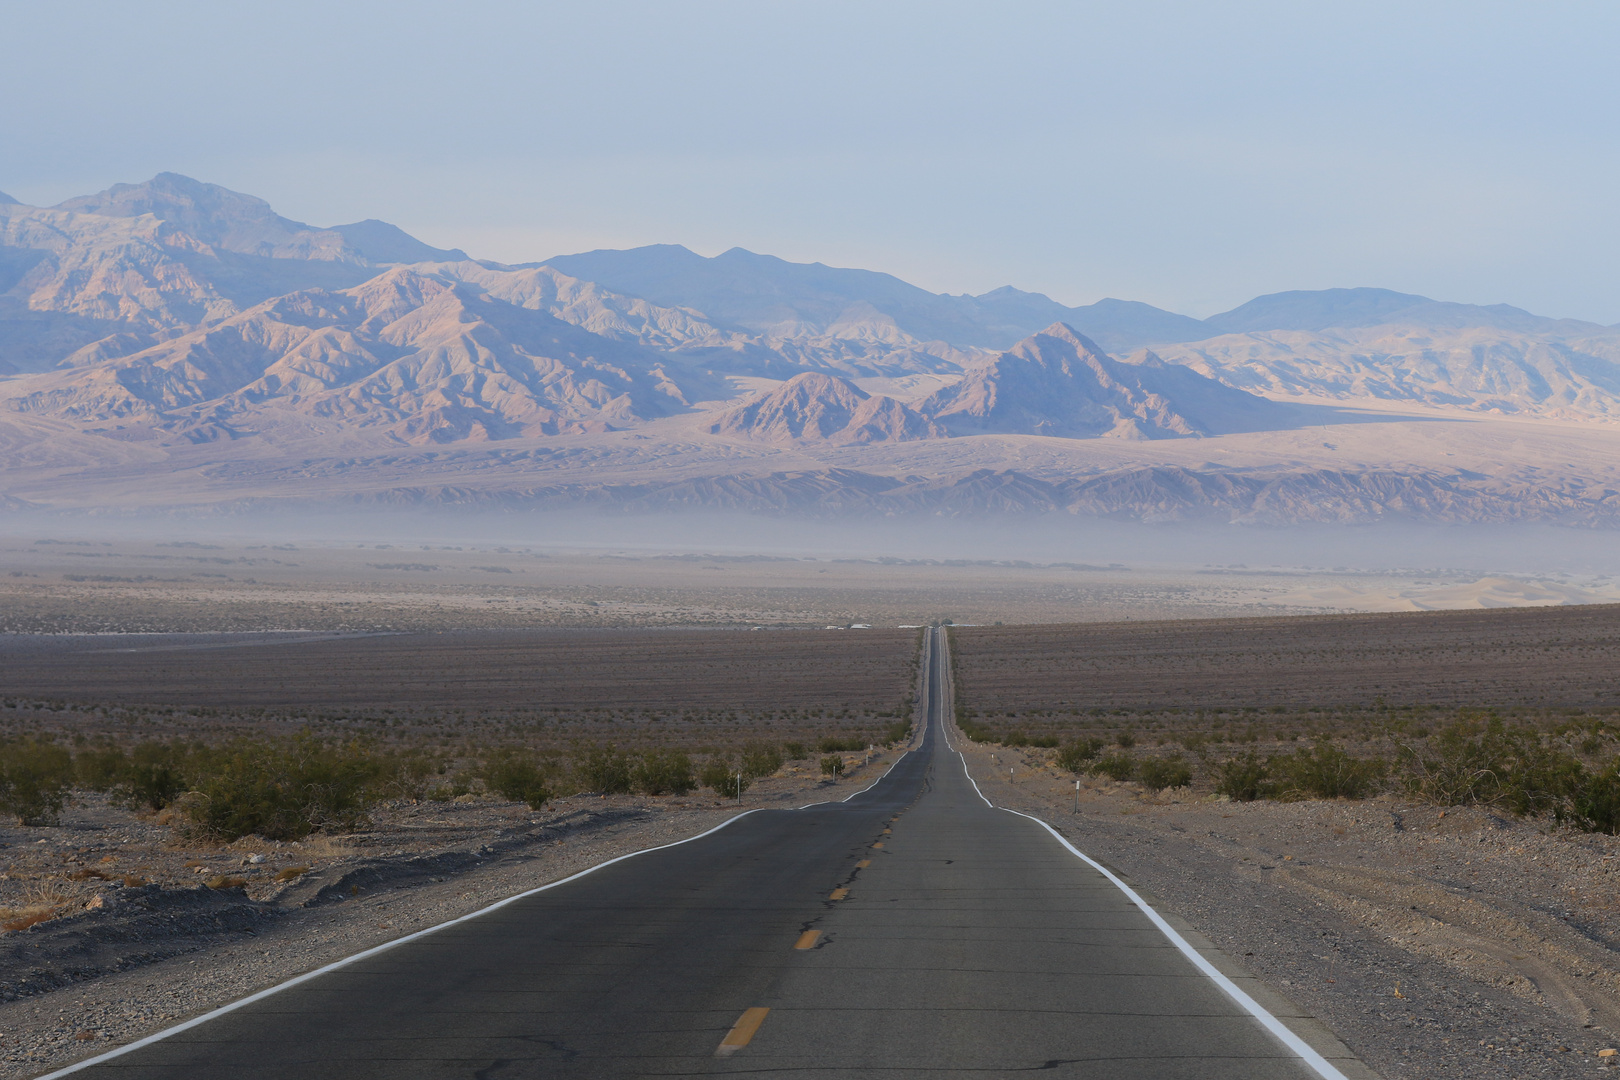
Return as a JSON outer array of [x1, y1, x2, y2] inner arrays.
[[55, 628, 1344, 1079]]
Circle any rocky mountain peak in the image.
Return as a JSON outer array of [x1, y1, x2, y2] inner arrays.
[[924, 322, 1289, 439], [708, 371, 937, 444]]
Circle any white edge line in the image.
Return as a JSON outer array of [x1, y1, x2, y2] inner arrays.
[[936, 628, 1347, 1080], [948, 744, 1348, 1079], [1001, 807, 1351, 1080], [792, 744, 913, 810], [34, 807, 766, 1080]]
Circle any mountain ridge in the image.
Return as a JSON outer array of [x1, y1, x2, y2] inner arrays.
[[924, 323, 1294, 439], [5, 173, 1620, 525]]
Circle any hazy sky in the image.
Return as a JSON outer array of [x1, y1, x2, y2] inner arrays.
[[5, 1, 1618, 321]]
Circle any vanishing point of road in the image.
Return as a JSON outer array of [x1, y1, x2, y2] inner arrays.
[[53, 628, 1352, 1079]]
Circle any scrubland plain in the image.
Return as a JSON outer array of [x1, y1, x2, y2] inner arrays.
[[6, 556, 1620, 1078]]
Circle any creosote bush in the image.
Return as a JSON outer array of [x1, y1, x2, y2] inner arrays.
[[1136, 756, 1193, 793], [821, 755, 844, 777], [0, 739, 75, 824], [631, 749, 695, 796], [739, 742, 784, 779], [1089, 753, 1135, 782], [180, 735, 382, 841], [701, 755, 750, 798], [482, 749, 554, 809], [1054, 738, 1102, 773], [1269, 743, 1387, 801], [575, 744, 632, 795], [1216, 752, 1269, 802], [1397, 715, 1580, 814]]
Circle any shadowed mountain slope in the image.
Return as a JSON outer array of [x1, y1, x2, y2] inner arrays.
[[923, 323, 1292, 439], [6, 268, 700, 445], [707, 372, 938, 444], [0, 176, 465, 375]]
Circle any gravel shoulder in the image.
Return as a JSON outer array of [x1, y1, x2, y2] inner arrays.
[[0, 750, 905, 1079], [954, 734, 1620, 1079]]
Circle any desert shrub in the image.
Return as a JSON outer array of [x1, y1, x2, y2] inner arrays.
[[1561, 762, 1620, 835], [74, 745, 128, 792], [378, 751, 442, 802], [818, 736, 864, 753], [739, 742, 784, 779], [1055, 738, 1102, 773], [1216, 751, 1269, 801], [1028, 735, 1059, 748], [1268, 743, 1386, 800], [0, 739, 75, 825], [956, 719, 994, 742], [1137, 756, 1193, 793], [1400, 716, 1581, 813], [1115, 731, 1137, 749], [1003, 731, 1030, 747], [632, 749, 695, 795], [180, 735, 381, 841], [884, 719, 911, 745], [701, 756, 750, 798], [575, 743, 632, 794], [821, 755, 844, 777], [782, 741, 808, 761], [482, 749, 553, 809], [426, 780, 470, 802], [115, 741, 188, 811], [1090, 753, 1135, 782]]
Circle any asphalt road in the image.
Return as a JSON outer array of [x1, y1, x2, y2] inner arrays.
[[61, 628, 1335, 1079]]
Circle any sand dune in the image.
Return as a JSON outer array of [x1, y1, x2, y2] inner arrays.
[[1280, 575, 1620, 612]]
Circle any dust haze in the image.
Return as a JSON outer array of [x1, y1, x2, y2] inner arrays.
[[5, 506, 1620, 634]]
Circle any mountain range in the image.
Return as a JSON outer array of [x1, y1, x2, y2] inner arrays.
[[2, 173, 1619, 525]]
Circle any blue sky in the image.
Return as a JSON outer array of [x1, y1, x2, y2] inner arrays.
[[5, 0, 1618, 321]]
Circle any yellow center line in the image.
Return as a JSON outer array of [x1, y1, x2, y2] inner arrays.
[[794, 930, 821, 949], [871, 841, 884, 848], [883, 828, 891, 833], [829, 887, 848, 900], [856, 859, 871, 868], [715, 1007, 770, 1056]]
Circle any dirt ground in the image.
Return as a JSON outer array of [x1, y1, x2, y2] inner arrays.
[[949, 606, 1620, 713], [0, 747, 908, 1079], [954, 734, 1620, 1078], [0, 626, 919, 713]]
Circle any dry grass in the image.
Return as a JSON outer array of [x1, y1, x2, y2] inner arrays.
[[0, 880, 75, 932]]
